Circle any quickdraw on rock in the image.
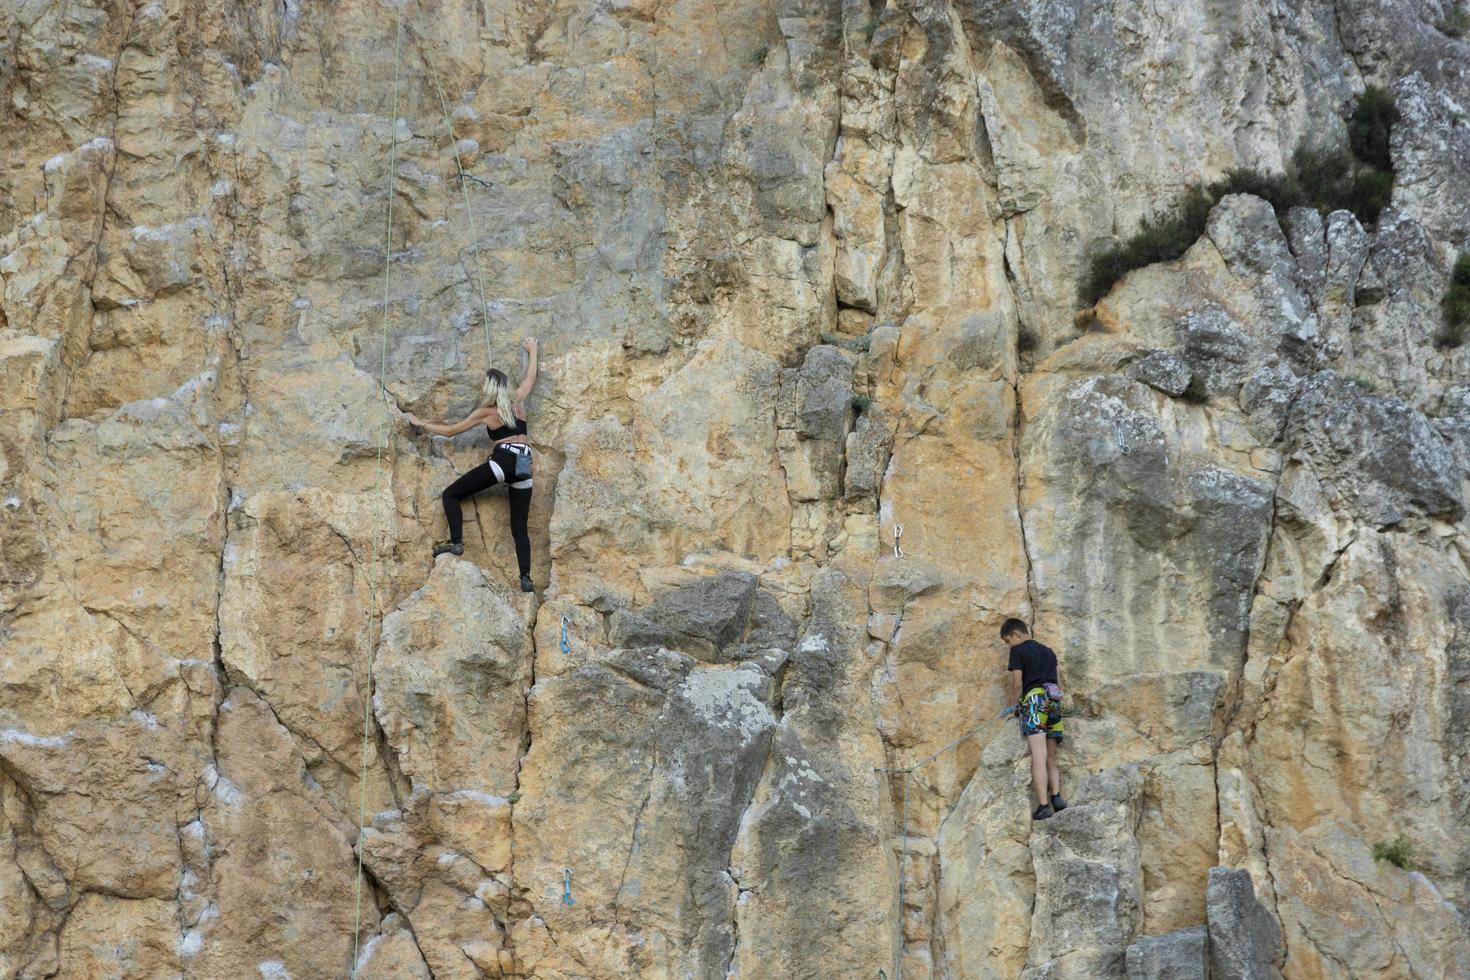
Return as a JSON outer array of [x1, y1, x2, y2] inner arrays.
[[562, 867, 575, 906], [561, 616, 570, 655], [892, 523, 904, 559]]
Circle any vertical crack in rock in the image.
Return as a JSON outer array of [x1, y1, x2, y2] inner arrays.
[[1009, 376, 1037, 623], [498, 591, 541, 974], [719, 657, 787, 978], [610, 697, 667, 925], [85, 2, 138, 348]]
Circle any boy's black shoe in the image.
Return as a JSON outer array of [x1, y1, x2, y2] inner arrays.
[[433, 541, 465, 557], [1050, 794, 1068, 813], [520, 574, 535, 593], [1032, 804, 1055, 821]]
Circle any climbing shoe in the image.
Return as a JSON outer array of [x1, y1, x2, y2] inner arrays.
[[1050, 794, 1068, 813], [1032, 804, 1055, 821], [432, 541, 465, 558], [520, 574, 535, 593]]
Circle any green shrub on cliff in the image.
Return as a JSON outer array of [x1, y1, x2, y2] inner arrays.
[[1079, 89, 1397, 308], [1347, 85, 1397, 170], [1439, 254, 1470, 348], [1210, 167, 1306, 215], [1440, 7, 1470, 37], [1078, 190, 1214, 307], [1372, 833, 1415, 870], [1291, 146, 1394, 225]]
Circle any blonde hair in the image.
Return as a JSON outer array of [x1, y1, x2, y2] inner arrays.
[[479, 368, 517, 424]]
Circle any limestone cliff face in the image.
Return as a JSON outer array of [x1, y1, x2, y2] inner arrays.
[[2, 0, 1468, 977]]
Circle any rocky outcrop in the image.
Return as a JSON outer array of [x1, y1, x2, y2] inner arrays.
[[2, 0, 1468, 977], [1206, 867, 1284, 980]]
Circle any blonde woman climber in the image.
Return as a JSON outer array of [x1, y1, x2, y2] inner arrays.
[[406, 336, 539, 592]]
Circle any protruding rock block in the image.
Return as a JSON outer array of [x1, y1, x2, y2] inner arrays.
[[1025, 768, 1144, 976], [610, 572, 798, 664], [1205, 866, 1284, 980], [1125, 925, 1207, 979], [374, 556, 532, 797]]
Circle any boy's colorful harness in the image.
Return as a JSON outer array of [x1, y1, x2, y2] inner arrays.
[[1018, 681, 1065, 739]]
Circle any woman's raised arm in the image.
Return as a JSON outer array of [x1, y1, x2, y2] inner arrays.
[[513, 336, 538, 407]]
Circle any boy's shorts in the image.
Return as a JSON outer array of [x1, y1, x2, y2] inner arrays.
[[1018, 684, 1064, 741]]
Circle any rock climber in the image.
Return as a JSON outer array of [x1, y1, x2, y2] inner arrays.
[[1001, 618, 1068, 820], [406, 336, 539, 592]]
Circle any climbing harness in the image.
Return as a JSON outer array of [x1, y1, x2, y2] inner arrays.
[[892, 523, 904, 559], [562, 867, 576, 906], [1016, 683, 1065, 739], [351, 6, 405, 972], [876, 705, 1017, 980], [560, 616, 571, 655]]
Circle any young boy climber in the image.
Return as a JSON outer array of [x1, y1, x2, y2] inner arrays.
[[1001, 618, 1067, 820]]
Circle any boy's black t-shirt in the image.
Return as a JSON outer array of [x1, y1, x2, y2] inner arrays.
[[1007, 639, 1059, 694]]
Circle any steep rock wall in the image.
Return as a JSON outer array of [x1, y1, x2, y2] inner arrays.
[[1, 0, 1468, 977]]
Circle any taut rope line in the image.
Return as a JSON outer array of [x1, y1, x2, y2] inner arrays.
[[409, 0, 495, 361], [877, 707, 1016, 980]]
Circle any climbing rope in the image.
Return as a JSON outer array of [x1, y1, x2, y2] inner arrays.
[[894, 768, 909, 980], [352, 6, 405, 971], [876, 707, 1017, 778], [877, 706, 1016, 980], [409, 0, 494, 360]]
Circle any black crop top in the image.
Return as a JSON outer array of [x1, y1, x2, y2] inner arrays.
[[486, 412, 527, 442]]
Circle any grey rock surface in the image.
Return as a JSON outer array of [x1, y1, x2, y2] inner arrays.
[[1128, 350, 1193, 397], [1206, 866, 1285, 980], [1125, 925, 1207, 980]]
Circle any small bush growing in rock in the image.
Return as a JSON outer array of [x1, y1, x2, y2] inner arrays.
[[1438, 254, 1470, 348], [1210, 167, 1306, 215], [1342, 167, 1395, 225], [1209, 150, 1390, 225], [1291, 146, 1394, 225], [1079, 190, 1214, 307], [1439, 6, 1470, 38], [1079, 90, 1397, 308], [1290, 145, 1353, 199], [1347, 85, 1398, 170], [1372, 833, 1415, 869], [1017, 325, 1040, 353], [850, 394, 872, 413]]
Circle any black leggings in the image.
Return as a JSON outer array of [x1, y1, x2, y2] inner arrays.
[[441, 449, 532, 575]]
